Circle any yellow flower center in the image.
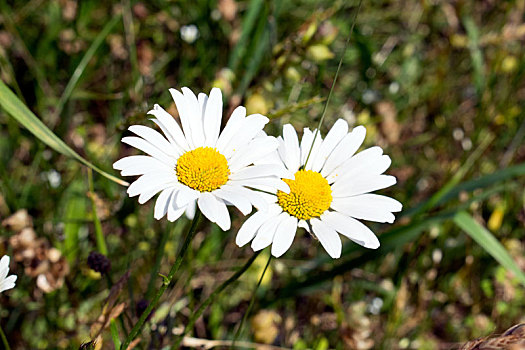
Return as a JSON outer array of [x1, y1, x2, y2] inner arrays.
[[176, 147, 230, 192], [277, 170, 332, 220]]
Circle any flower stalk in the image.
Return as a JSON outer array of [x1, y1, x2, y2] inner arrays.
[[0, 325, 10, 350], [231, 254, 272, 347], [171, 251, 261, 349], [120, 211, 201, 349]]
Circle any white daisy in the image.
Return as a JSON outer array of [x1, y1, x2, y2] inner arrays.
[[113, 87, 289, 230], [0, 255, 17, 293], [236, 119, 402, 258]]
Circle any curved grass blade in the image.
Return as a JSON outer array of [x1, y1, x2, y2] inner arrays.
[[55, 15, 121, 118], [453, 211, 525, 287], [0, 80, 128, 186]]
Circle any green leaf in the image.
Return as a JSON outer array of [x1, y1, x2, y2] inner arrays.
[[63, 180, 87, 264], [0, 80, 128, 186], [55, 15, 121, 118], [453, 211, 525, 287], [110, 319, 121, 349]]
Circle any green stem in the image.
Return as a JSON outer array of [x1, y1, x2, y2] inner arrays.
[[120, 211, 201, 349], [303, 0, 364, 169], [231, 255, 272, 348], [87, 168, 108, 255], [145, 223, 174, 299], [0, 324, 10, 350], [171, 251, 262, 349]]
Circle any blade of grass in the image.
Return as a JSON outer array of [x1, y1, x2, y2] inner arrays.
[[121, 0, 141, 100], [237, 8, 271, 94], [63, 180, 87, 264], [453, 211, 525, 287], [55, 15, 121, 119], [267, 96, 326, 119], [110, 319, 122, 349], [87, 169, 108, 255], [463, 17, 485, 98], [228, 0, 265, 73], [303, 0, 363, 168], [406, 132, 494, 218], [0, 1, 54, 100], [0, 80, 129, 186]]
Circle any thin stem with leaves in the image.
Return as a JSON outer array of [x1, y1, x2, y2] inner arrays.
[[171, 251, 262, 349], [120, 211, 201, 349], [303, 0, 364, 168], [231, 255, 272, 348]]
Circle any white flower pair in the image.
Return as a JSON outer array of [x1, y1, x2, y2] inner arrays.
[[114, 87, 402, 258]]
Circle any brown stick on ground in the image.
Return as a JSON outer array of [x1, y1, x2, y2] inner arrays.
[[460, 324, 525, 350]]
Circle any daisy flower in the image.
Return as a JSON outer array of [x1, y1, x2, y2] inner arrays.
[[235, 119, 402, 258], [0, 255, 17, 293], [113, 87, 289, 230]]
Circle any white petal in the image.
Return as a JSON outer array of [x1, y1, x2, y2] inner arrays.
[[271, 214, 298, 257], [232, 186, 271, 211], [214, 185, 252, 215], [310, 119, 348, 172], [198, 192, 231, 230], [127, 173, 178, 197], [113, 156, 171, 176], [321, 125, 366, 177], [216, 106, 246, 152], [229, 177, 290, 193], [311, 218, 342, 258], [0, 256, 9, 281], [221, 114, 269, 159], [255, 149, 284, 167], [138, 181, 177, 204], [169, 88, 195, 148], [167, 195, 185, 222], [213, 197, 231, 231], [128, 125, 179, 157], [175, 186, 201, 207], [251, 212, 286, 251], [148, 104, 190, 151], [321, 211, 380, 249], [282, 124, 301, 172], [228, 137, 280, 172], [301, 128, 323, 170], [329, 152, 391, 185], [203, 88, 222, 146], [121, 136, 174, 166], [331, 174, 397, 198], [327, 146, 384, 183], [181, 87, 205, 147], [0, 275, 16, 293], [236, 209, 279, 247], [331, 194, 400, 223], [198, 93, 208, 114], [298, 219, 310, 233], [229, 164, 290, 181], [154, 187, 176, 220], [184, 199, 197, 220]]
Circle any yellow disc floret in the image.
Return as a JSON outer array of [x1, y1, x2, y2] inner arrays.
[[277, 170, 332, 220], [176, 147, 230, 192]]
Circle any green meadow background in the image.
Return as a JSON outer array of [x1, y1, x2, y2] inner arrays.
[[0, 0, 525, 349]]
